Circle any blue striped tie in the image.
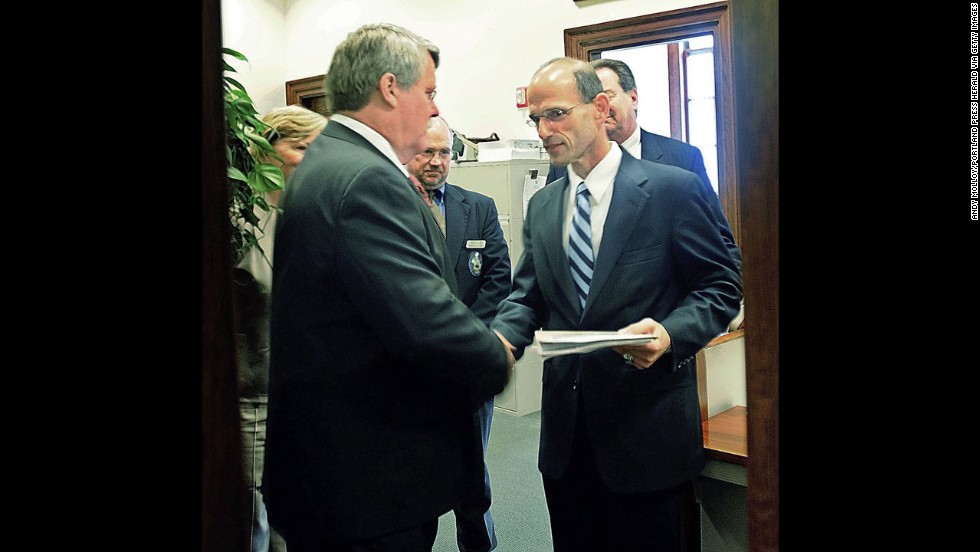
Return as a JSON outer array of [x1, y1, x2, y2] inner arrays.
[[568, 182, 593, 309]]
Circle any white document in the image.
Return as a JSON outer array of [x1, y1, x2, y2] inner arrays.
[[532, 330, 656, 359]]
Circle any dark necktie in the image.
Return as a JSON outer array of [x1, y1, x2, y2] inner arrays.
[[410, 176, 447, 236], [568, 182, 593, 309]]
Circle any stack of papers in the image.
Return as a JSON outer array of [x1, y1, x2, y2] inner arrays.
[[532, 331, 655, 359]]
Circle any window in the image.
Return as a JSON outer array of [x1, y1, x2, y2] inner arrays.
[[683, 35, 718, 192]]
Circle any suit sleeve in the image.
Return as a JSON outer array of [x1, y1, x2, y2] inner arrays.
[[686, 146, 742, 274], [490, 191, 549, 354], [334, 165, 508, 390], [659, 172, 742, 361]]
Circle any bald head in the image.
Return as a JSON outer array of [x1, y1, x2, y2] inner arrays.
[[530, 58, 603, 104], [406, 116, 455, 191], [527, 57, 611, 178], [428, 116, 453, 143]]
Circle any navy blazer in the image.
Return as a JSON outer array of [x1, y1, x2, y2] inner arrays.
[[547, 129, 741, 272], [264, 122, 510, 542], [443, 183, 512, 326], [492, 153, 741, 493]]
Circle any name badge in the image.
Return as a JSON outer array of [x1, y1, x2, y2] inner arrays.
[[466, 240, 486, 249]]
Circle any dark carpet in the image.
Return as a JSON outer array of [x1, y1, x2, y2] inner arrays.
[[433, 409, 554, 551]]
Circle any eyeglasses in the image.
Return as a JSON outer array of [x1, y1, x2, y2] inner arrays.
[[425, 89, 437, 101], [417, 148, 452, 162], [526, 102, 587, 128]]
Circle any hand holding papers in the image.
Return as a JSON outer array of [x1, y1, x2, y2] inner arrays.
[[532, 330, 657, 359]]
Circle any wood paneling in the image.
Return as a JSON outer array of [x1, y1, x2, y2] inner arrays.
[[731, 0, 779, 550], [202, 0, 248, 550], [286, 75, 330, 116]]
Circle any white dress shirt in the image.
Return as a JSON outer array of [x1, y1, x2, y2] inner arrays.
[[620, 126, 642, 158], [563, 143, 623, 258]]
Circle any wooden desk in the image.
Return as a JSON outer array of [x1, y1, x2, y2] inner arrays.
[[700, 405, 749, 551], [702, 405, 748, 487], [703, 405, 747, 466]]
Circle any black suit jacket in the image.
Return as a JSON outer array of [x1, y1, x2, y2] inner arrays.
[[546, 129, 741, 272], [442, 182, 512, 511], [493, 153, 741, 493], [443, 183, 512, 326], [264, 122, 509, 542]]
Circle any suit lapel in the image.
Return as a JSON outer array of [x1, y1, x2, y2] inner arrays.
[[585, 156, 650, 316], [538, 176, 582, 321], [443, 184, 468, 267], [640, 129, 666, 163]]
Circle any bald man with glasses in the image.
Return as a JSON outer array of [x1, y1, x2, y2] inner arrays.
[[546, 57, 741, 278], [491, 57, 741, 552]]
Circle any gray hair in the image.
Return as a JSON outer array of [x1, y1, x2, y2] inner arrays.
[[325, 23, 440, 112]]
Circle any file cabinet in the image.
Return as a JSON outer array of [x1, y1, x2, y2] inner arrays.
[[450, 159, 550, 416]]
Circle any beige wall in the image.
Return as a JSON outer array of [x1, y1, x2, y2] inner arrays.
[[221, 0, 710, 143]]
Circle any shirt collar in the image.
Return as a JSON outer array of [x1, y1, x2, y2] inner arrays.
[[330, 113, 410, 178], [567, 142, 622, 203], [621, 126, 641, 158]]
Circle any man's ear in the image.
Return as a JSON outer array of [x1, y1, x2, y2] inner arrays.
[[593, 93, 611, 121], [378, 72, 398, 107]]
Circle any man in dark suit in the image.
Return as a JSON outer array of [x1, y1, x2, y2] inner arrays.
[[545, 57, 741, 276], [491, 57, 741, 552], [405, 116, 511, 552], [263, 23, 515, 552]]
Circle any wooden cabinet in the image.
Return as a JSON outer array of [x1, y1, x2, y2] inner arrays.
[[451, 159, 550, 416], [285, 75, 329, 116]]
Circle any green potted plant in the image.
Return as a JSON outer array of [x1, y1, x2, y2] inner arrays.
[[223, 47, 285, 263]]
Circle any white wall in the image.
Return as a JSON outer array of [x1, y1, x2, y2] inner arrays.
[[221, 0, 289, 114], [221, 0, 710, 140]]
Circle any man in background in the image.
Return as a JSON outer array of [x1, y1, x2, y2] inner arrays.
[[263, 23, 515, 552], [406, 116, 512, 552]]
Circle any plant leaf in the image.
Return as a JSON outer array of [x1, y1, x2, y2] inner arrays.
[[222, 47, 247, 61], [221, 47, 280, 264], [249, 163, 285, 193], [227, 166, 248, 182], [224, 75, 247, 92]]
